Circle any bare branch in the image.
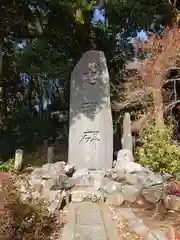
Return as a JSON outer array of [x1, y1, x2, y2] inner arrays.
[[174, 79, 177, 100], [163, 0, 173, 7], [167, 67, 180, 71], [164, 78, 180, 85], [173, 0, 177, 7], [164, 100, 180, 112]]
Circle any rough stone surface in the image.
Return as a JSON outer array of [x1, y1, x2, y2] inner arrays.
[[103, 167, 170, 210], [70, 170, 105, 190], [68, 50, 113, 170], [142, 184, 164, 204], [71, 187, 105, 204], [18, 161, 73, 212], [89, 171, 106, 190], [105, 169, 126, 182], [138, 171, 163, 188], [16, 157, 179, 239], [106, 192, 124, 206], [121, 112, 133, 150], [121, 185, 141, 203], [124, 172, 141, 185], [14, 149, 23, 171], [115, 149, 145, 172], [101, 178, 123, 194]]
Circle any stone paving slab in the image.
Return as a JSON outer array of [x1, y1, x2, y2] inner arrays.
[[76, 203, 103, 226], [61, 203, 120, 240], [74, 226, 106, 240]]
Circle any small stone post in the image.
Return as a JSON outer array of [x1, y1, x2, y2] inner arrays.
[[121, 112, 133, 150], [47, 146, 54, 163], [14, 149, 23, 171]]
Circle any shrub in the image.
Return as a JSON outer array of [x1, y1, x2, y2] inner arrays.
[[136, 123, 180, 177], [0, 179, 56, 240], [0, 158, 14, 172]]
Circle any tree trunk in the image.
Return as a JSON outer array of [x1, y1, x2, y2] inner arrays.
[[163, 0, 180, 26], [0, 40, 7, 121], [0, 42, 3, 77], [131, 112, 152, 132], [151, 87, 165, 129], [28, 78, 34, 109]]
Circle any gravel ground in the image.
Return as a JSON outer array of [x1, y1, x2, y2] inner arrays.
[[109, 203, 180, 240], [109, 205, 143, 240], [50, 210, 67, 240]]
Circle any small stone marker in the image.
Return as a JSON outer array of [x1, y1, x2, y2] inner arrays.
[[121, 112, 133, 150], [68, 50, 113, 169], [47, 146, 54, 163], [116, 149, 145, 172], [14, 149, 23, 171]]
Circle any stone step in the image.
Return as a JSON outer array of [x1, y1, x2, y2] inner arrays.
[[70, 187, 106, 203]]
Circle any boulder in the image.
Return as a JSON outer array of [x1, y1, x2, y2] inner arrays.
[[18, 161, 74, 212], [121, 184, 141, 203], [142, 184, 164, 204], [105, 169, 126, 182], [115, 149, 145, 173], [51, 174, 74, 190], [106, 192, 124, 206], [100, 178, 123, 194], [42, 161, 66, 176], [139, 171, 163, 188], [124, 173, 141, 186], [64, 164, 75, 176]]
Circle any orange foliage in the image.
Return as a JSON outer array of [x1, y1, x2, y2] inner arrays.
[[139, 27, 180, 89], [114, 27, 180, 130]]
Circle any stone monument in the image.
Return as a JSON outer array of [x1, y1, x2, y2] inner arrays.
[[68, 50, 113, 169], [121, 112, 133, 150], [14, 149, 23, 171]]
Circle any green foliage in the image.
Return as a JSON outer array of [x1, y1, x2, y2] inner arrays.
[[0, 0, 177, 163], [0, 158, 14, 171], [0, 179, 56, 240], [136, 123, 180, 176]]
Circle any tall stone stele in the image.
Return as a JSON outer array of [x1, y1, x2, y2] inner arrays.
[[68, 50, 113, 170], [121, 112, 133, 150]]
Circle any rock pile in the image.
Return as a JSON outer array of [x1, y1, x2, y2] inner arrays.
[[18, 161, 75, 212], [17, 149, 180, 213]]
